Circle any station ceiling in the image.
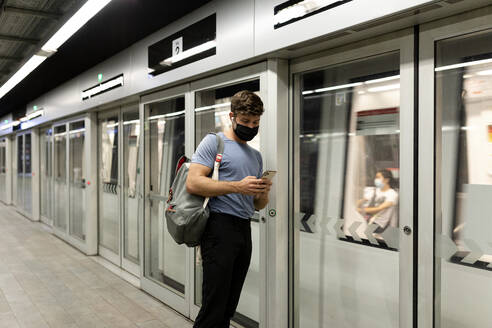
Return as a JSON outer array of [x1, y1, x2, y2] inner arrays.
[[0, 0, 212, 117]]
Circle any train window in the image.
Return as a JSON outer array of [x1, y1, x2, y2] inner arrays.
[[436, 30, 492, 270], [297, 52, 400, 250]]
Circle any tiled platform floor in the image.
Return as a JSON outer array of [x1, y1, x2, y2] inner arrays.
[[0, 203, 194, 328]]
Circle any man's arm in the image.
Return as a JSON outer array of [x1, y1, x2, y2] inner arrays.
[[186, 163, 267, 197]]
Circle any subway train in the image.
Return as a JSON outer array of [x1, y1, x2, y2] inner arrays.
[[1, 1, 492, 327]]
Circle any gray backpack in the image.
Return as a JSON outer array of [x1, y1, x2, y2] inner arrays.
[[165, 133, 224, 247]]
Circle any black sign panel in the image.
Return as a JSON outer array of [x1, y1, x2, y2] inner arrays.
[[274, 0, 353, 29], [148, 14, 216, 76]]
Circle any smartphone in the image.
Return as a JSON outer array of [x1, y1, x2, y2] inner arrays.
[[261, 170, 277, 180]]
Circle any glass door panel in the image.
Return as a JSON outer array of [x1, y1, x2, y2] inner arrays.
[[123, 108, 141, 265], [98, 114, 120, 255], [194, 79, 261, 327], [293, 52, 401, 328], [40, 128, 53, 221], [144, 96, 187, 294], [54, 125, 68, 230], [435, 30, 492, 327], [24, 133, 32, 215], [16, 135, 24, 209], [69, 121, 86, 240]]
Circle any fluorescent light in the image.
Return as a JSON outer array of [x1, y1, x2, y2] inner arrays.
[[42, 0, 112, 52], [195, 102, 231, 113], [274, 0, 343, 26], [0, 55, 47, 99], [358, 91, 366, 95], [105, 123, 118, 128], [463, 74, 474, 79], [368, 83, 400, 92], [160, 40, 216, 66], [148, 110, 185, 121], [302, 90, 314, 95], [314, 82, 363, 93], [69, 128, 86, 134], [364, 75, 400, 84], [123, 119, 140, 125], [477, 69, 492, 76], [435, 58, 492, 72]]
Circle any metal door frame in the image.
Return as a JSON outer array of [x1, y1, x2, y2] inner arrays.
[[140, 83, 191, 316], [289, 29, 416, 328], [419, 6, 492, 328], [188, 61, 270, 328]]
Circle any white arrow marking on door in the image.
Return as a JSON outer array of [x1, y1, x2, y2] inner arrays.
[[348, 222, 362, 242], [364, 223, 379, 245]]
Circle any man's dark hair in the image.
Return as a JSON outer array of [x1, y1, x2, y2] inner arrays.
[[231, 90, 264, 116]]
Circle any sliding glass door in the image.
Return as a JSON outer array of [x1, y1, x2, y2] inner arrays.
[[290, 33, 415, 328], [98, 104, 141, 275]]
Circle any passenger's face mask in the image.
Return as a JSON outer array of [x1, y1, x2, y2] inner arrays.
[[232, 118, 259, 141], [374, 178, 384, 189]]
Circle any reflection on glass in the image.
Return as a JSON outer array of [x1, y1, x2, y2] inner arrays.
[[123, 109, 140, 264], [145, 97, 186, 294], [69, 121, 86, 240], [54, 126, 67, 230], [99, 116, 120, 253], [295, 53, 400, 328], [194, 80, 261, 328], [436, 31, 492, 327], [41, 129, 53, 220]]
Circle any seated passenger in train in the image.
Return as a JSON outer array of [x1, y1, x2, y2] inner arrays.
[[357, 169, 398, 234]]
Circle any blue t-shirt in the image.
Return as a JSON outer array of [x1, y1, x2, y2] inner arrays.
[[191, 132, 263, 219]]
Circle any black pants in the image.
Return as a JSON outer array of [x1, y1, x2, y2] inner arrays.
[[193, 212, 252, 328]]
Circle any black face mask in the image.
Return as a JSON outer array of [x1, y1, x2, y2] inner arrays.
[[233, 120, 259, 141]]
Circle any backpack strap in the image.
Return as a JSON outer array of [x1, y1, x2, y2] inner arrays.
[[203, 133, 224, 208]]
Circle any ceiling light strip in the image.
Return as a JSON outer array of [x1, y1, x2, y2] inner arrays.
[[42, 0, 113, 52], [0, 0, 113, 101], [435, 58, 492, 72], [195, 102, 231, 113], [148, 110, 186, 121]]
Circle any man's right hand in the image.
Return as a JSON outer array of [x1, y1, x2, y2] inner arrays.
[[234, 176, 267, 195]]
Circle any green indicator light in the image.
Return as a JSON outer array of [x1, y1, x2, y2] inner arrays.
[[3, 120, 8, 124], [33, 105, 37, 111], [98, 73, 103, 82]]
